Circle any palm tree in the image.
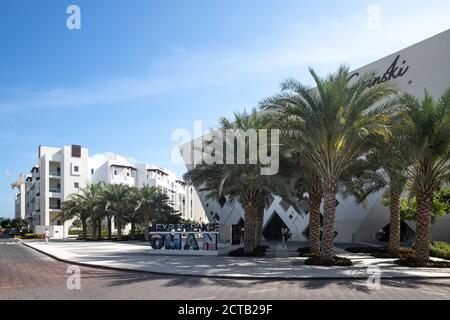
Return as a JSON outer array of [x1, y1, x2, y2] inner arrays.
[[340, 119, 411, 256], [61, 197, 89, 239], [134, 185, 169, 241], [86, 182, 105, 240], [302, 174, 322, 256], [376, 145, 409, 256], [103, 184, 133, 239], [124, 187, 141, 239], [278, 148, 323, 256], [261, 66, 399, 262], [61, 183, 103, 239], [153, 197, 181, 224], [401, 89, 450, 263], [99, 185, 114, 239], [184, 110, 288, 253]]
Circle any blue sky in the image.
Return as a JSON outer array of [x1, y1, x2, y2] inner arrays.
[[1, 0, 449, 218]]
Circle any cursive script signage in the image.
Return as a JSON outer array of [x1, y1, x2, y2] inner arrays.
[[348, 54, 410, 87]]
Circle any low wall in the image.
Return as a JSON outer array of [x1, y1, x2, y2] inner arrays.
[[34, 225, 64, 239]]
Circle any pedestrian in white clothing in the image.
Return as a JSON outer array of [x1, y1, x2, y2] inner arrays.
[[44, 228, 50, 244]]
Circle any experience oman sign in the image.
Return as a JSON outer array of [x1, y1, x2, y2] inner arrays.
[[149, 223, 220, 256]]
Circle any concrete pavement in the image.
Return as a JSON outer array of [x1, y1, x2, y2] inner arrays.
[[1, 238, 449, 300], [22, 240, 450, 280]]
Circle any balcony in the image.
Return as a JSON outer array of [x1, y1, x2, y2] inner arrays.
[[49, 170, 61, 177], [49, 177, 61, 194], [49, 198, 61, 210], [49, 161, 61, 177]]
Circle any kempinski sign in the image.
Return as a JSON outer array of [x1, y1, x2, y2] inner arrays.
[[348, 54, 410, 87]]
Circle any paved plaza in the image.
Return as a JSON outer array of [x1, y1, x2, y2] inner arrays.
[[0, 238, 449, 300], [20, 239, 450, 280]]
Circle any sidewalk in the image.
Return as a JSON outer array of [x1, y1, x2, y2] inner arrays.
[[22, 240, 450, 280]]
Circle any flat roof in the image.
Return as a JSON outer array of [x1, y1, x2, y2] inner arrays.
[[147, 168, 168, 176], [110, 164, 137, 171]]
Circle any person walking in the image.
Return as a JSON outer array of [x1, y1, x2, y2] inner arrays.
[[281, 228, 287, 248], [44, 228, 50, 244]]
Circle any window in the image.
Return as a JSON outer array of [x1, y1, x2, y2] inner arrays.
[[91, 169, 94, 175], [114, 170, 117, 175], [71, 145, 81, 158], [127, 172, 130, 177], [71, 163, 81, 176], [74, 182, 79, 188]]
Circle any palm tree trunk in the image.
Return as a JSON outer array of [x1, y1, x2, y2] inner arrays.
[[243, 201, 257, 254], [130, 222, 136, 240], [321, 188, 337, 261], [82, 219, 87, 239], [117, 219, 122, 239], [415, 192, 433, 264], [309, 193, 322, 256], [253, 205, 264, 248], [92, 219, 97, 240], [97, 219, 102, 240], [107, 216, 112, 240], [144, 217, 150, 241], [388, 190, 401, 256]]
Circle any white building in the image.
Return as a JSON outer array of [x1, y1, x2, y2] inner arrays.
[[22, 145, 89, 238], [13, 175, 26, 220], [89, 153, 206, 222], [17, 146, 207, 238], [182, 29, 450, 244]]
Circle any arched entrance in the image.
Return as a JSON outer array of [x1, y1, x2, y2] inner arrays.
[[375, 221, 415, 242], [263, 212, 289, 241]]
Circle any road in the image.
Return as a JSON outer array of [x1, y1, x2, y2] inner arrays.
[[0, 238, 449, 300]]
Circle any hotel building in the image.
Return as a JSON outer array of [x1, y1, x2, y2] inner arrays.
[[182, 29, 450, 244], [16, 146, 206, 238]]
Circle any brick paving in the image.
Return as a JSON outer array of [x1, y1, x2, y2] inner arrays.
[[22, 240, 450, 279], [0, 239, 449, 300]]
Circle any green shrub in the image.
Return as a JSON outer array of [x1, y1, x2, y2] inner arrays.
[[394, 257, 450, 268], [305, 256, 353, 266], [21, 233, 44, 239], [345, 246, 415, 258], [69, 229, 83, 236], [430, 242, 450, 260]]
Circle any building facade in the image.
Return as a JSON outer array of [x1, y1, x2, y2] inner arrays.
[[22, 145, 90, 238], [182, 29, 450, 244], [13, 175, 26, 220], [15, 146, 207, 237]]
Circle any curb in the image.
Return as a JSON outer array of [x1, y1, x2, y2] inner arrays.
[[20, 241, 450, 281]]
